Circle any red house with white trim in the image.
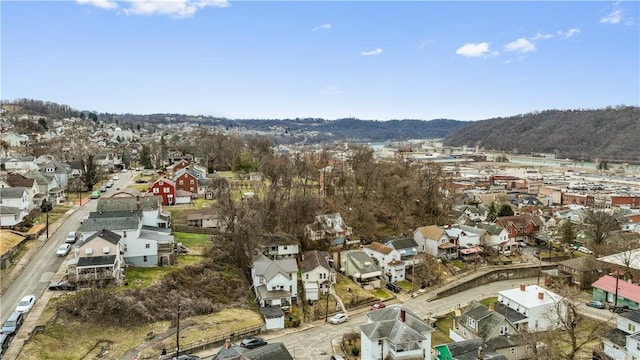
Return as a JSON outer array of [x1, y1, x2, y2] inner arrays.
[[149, 178, 176, 205], [171, 159, 191, 175], [173, 168, 198, 196]]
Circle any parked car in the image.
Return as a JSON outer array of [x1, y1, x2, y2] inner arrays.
[[0, 333, 11, 358], [371, 302, 386, 310], [135, 179, 148, 184], [56, 243, 71, 256], [106, 181, 113, 188], [1, 311, 24, 336], [65, 231, 78, 244], [90, 191, 101, 199], [15, 295, 36, 313], [578, 246, 593, 254], [586, 301, 605, 309], [610, 305, 630, 313], [386, 282, 401, 293], [240, 337, 268, 349], [112, 175, 119, 181], [99, 185, 107, 192], [48, 280, 77, 291], [329, 313, 348, 324]]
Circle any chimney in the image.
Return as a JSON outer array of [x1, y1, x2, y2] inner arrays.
[[520, 284, 526, 292], [400, 309, 406, 322], [488, 303, 495, 311], [538, 292, 544, 300]]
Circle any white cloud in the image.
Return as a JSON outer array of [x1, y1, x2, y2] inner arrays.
[[531, 32, 554, 40], [76, 0, 228, 18], [557, 28, 581, 39], [360, 48, 383, 56], [455, 42, 490, 57], [601, 9, 623, 24], [504, 38, 536, 53], [312, 23, 332, 32], [76, 0, 118, 10]]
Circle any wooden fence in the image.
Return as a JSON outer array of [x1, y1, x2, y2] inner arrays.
[[171, 225, 219, 235]]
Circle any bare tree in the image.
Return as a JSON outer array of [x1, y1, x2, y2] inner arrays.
[[582, 210, 618, 257]]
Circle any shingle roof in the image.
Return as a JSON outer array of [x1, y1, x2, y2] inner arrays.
[[365, 242, 393, 255], [0, 187, 27, 199], [96, 196, 160, 212], [5, 173, 35, 188], [386, 238, 418, 250], [619, 309, 640, 323], [300, 250, 331, 273], [252, 253, 297, 281], [84, 229, 122, 245], [80, 215, 140, 232], [361, 306, 434, 344], [0, 206, 21, 214], [417, 225, 445, 240], [77, 255, 116, 267]]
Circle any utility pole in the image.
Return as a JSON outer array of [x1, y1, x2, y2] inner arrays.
[[176, 303, 182, 358], [325, 284, 330, 322]]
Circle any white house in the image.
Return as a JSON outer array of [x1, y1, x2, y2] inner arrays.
[[304, 213, 353, 242], [96, 195, 170, 228], [251, 253, 298, 309], [4, 156, 38, 171], [300, 250, 335, 302], [602, 310, 640, 360], [363, 242, 405, 283], [1, 133, 30, 147], [4, 173, 40, 211], [472, 223, 510, 248], [262, 243, 299, 260], [360, 306, 434, 360], [497, 284, 566, 332], [0, 188, 29, 226], [413, 225, 458, 259]]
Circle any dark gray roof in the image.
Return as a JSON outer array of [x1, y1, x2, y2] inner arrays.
[[96, 196, 160, 212], [84, 229, 122, 245], [493, 302, 527, 324], [259, 306, 285, 319], [361, 306, 434, 344], [80, 215, 140, 232], [485, 335, 519, 350], [141, 225, 172, 233], [604, 328, 628, 347], [300, 250, 331, 273], [212, 343, 293, 360], [77, 255, 116, 267], [0, 206, 21, 214], [445, 338, 483, 356], [385, 238, 418, 250], [89, 210, 142, 219], [464, 301, 493, 321], [0, 187, 27, 198], [212, 344, 247, 360], [620, 309, 640, 323]]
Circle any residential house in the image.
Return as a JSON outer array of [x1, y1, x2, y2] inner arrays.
[[173, 168, 199, 197], [80, 210, 174, 267], [360, 306, 434, 360], [171, 159, 191, 175], [435, 339, 508, 360], [472, 223, 511, 249], [4, 173, 39, 210], [0, 187, 29, 227], [601, 310, 640, 360], [592, 275, 640, 310], [304, 213, 353, 243], [69, 229, 125, 288], [300, 250, 336, 301], [336, 250, 382, 289], [185, 209, 225, 231], [38, 160, 72, 190], [149, 178, 176, 205], [414, 225, 458, 259], [496, 284, 566, 332], [598, 249, 640, 284], [3, 156, 38, 171], [261, 242, 299, 260], [1, 133, 30, 147], [556, 257, 604, 289], [211, 340, 294, 360], [23, 169, 65, 204], [96, 195, 170, 228], [364, 242, 405, 283], [250, 253, 298, 309], [494, 214, 543, 244], [384, 237, 419, 267]]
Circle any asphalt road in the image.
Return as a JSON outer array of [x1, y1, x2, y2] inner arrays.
[[0, 171, 135, 327], [198, 277, 540, 360]]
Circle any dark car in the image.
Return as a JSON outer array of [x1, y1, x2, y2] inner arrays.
[[610, 305, 630, 313], [135, 179, 147, 184], [386, 282, 401, 293], [0, 333, 11, 358], [1, 311, 24, 336], [240, 337, 268, 349], [48, 280, 77, 291], [585, 301, 605, 309]]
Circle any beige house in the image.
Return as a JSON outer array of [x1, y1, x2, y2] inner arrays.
[[69, 229, 125, 288]]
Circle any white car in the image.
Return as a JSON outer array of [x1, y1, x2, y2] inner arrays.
[[56, 243, 71, 256], [112, 175, 119, 181], [329, 313, 348, 324], [578, 246, 593, 254], [65, 231, 78, 244], [15, 295, 36, 313]]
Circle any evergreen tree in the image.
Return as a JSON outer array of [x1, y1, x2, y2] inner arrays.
[[498, 204, 514, 217]]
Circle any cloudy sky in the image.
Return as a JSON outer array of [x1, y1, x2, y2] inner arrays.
[[1, 1, 638, 121]]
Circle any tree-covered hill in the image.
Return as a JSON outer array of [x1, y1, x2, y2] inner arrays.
[[443, 106, 640, 163]]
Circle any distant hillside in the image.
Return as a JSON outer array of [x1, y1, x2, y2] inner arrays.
[[443, 106, 640, 164]]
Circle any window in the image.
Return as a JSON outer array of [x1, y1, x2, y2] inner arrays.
[[103, 247, 110, 254], [123, 231, 127, 238], [305, 274, 309, 280], [85, 248, 93, 255], [124, 244, 128, 252], [500, 325, 509, 335], [145, 243, 150, 249], [163, 187, 170, 193], [143, 256, 148, 262], [153, 188, 159, 194], [629, 323, 636, 332], [190, 179, 194, 184], [179, 180, 183, 185], [468, 318, 476, 328], [510, 348, 515, 354]]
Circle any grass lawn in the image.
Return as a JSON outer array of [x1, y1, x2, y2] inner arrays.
[[369, 288, 393, 300], [480, 297, 498, 306], [334, 274, 376, 309], [173, 232, 212, 255], [432, 314, 454, 346], [21, 296, 262, 360], [32, 203, 74, 225]]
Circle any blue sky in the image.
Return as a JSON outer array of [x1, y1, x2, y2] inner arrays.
[[2, 1, 638, 121]]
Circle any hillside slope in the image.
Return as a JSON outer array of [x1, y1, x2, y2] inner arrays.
[[443, 106, 640, 163]]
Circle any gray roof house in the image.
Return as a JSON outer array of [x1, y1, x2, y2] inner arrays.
[[360, 306, 434, 360], [336, 250, 383, 289], [251, 253, 298, 310]]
